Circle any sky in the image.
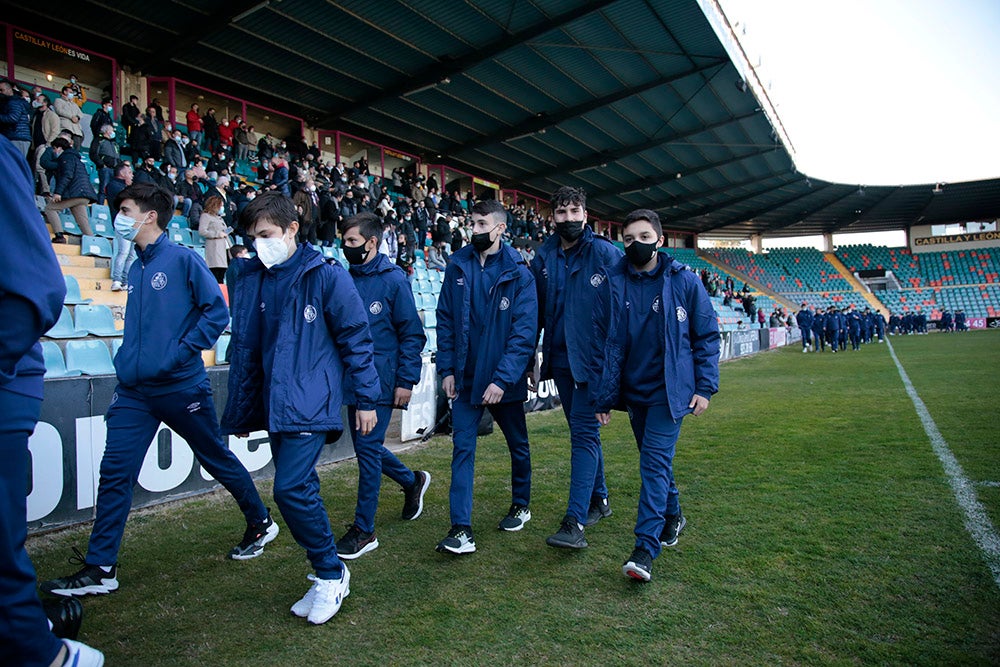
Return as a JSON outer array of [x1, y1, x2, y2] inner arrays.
[[709, 0, 1000, 187]]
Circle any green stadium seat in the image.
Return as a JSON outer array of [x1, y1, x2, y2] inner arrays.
[[81, 235, 113, 258], [46, 306, 87, 338], [63, 275, 93, 305], [216, 333, 231, 364], [42, 341, 83, 379], [89, 204, 113, 235], [111, 338, 123, 358], [74, 305, 122, 337]]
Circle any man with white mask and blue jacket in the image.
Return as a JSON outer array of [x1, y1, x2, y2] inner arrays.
[[435, 199, 538, 555], [42, 183, 276, 599], [336, 212, 430, 560], [589, 209, 719, 583], [530, 186, 622, 550], [222, 192, 381, 625]]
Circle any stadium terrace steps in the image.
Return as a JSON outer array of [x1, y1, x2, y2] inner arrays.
[[823, 253, 886, 314], [695, 249, 797, 311]]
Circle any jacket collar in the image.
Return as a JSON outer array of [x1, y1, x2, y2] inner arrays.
[[350, 251, 395, 277], [451, 241, 523, 275], [137, 232, 169, 263]]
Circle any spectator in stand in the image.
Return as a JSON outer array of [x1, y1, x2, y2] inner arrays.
[[43, 136, 96, 242], [427, 236, 449, 270], [66, 75, 87, 108], [121, 94, 141, 143], [757, 308, 766, 329], [218, 117, 234, 156], [89, 123, 121, 203], [176, 168, 204, 220], [292, 180, 317, 245], [53, 85, 84, 150], [128, 114, 150, 159], [148, 98, 164, 123], [202, 107, 220, 153], [199, 195, 233, 283], [246, 125, 258, 158], [89, 98, 114, 145], [163, 128, 188, 170], [269, 154, 290, 196], [142, 106, 163, 161], [186, 103, 203, 148], [31, 95, 60, 194], [108, 163, 136, 292], [0, 78, 33, 160], [234, 121, 251, 162], [207, 148, 230, 177]]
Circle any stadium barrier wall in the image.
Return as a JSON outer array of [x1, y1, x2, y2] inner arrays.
[[27, 332, 796, 533]]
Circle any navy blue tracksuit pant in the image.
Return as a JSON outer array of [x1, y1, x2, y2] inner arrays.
[[0, 388, 65, 667], [348, 405, 416, 534], [449, 390, 532, 527], [625, 403, 683, 559], [269, 431, 343, 579], [86, 379, 268, 566], [553, 372, 607, 523]]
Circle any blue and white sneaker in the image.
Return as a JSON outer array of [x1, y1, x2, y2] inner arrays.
[[62, 638, 105, 666], [436, 525, 476, 554], [307, 566, 351, 625]]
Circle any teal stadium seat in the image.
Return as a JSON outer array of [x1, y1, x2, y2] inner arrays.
[[65, 340, 116, 376], [90, 204, 113, 237], [216, 334, 231, 364], [59, 209, 82, 236], [42, 341, 83, 378], [423, 328, 437, 352], [111, 338, 123, 358], [74, 304, 122, 337], [63, 275, 93, 305], [81, 235, 113, 258], [169, 215, 189, 230], [421, 310, 437, 328], [46, 306, 87, 338]]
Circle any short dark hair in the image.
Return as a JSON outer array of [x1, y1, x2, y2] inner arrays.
[[229, 244, 247, 259], [623, 208, 662, 237], [51, 137, 72, 150], [240, 191, 297, 233], [471, 199, 506, 224], [113, 182, 174, 230], [550, 186, 586, 210], [114, 162, 131, 177], [339, 211, 383, 243]]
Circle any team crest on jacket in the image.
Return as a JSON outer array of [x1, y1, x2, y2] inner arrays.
[[303, 304, 317, 322], [590, 273, 604, 287], [151, 272, 167, 290], [652, 296, 660, 313], [369, 301, 383, 315], [676, 306, 688, 322], [499, 296, 510, 311], [456, 277, 464, 286]]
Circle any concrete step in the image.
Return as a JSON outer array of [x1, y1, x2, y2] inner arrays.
[[64, 266, 111, 279], [53, 243, 83, 256], [57, 254, 103, 268], [79, 289, 127, 307]]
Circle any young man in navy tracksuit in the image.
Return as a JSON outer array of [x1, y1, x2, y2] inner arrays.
[[336, 212, 430, 560], [0, 135, 104, 666], [589, 209, 719, 582], [811, 308, 826, 352], [846, 305, 862, 350], [530, 186, 623, 550], [796, 302, 814, 352], [43, 182, 275, 600], [435, 199, 538, 555], [825, 306, 840, 353], [222, 192, 381, 625]]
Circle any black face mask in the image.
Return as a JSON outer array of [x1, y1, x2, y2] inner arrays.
[[625, 240, 658, 267], [471, 229, 495, 253], [343, 242, 369, 265], [555, 221, 584, 242]]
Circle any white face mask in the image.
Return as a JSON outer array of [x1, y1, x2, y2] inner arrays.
[[254, 235, 291, 269]]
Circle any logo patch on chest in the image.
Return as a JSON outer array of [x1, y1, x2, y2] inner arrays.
[[499, 296, 510, 311], [304, 304, 318, 322], [590, 273, 604, 287], [151, 272, 167, 290], [652, 296, 660, 313], [369, 301, 383, 315], [676, 306, 688, 322]]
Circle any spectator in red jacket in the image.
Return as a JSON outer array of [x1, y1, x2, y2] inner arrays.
[[186, 103, 203, 148], [218, 118, 234, 155]]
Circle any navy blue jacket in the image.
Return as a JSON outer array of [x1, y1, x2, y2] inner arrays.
[[54, 148, 97, 202], [796, 307, 814, 329], [589, 256, 720, 419], [436, 243, 538, 404], [0, 136, 65, 397], [811, 311, 826, 334], [345, 253, 426, 406], [114, 233, 228, 395], [531, 226, 623, 383], [0, 95, 32, 142], [222, 245, 380, 434]]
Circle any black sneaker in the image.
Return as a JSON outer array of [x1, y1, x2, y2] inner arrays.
[[229, 510, 280, 560], [498, 503, 531, 531], [660, 512, 686, 548], [401, 470, 431, 521], [336, 524, 379, 560], [583, 496, 612, 527], [40, 548, 118, 597], [436, 525, 476, 554], [42, 597, 83, 639], [622, 548, 653, 582], [545, 515, 588, 549]]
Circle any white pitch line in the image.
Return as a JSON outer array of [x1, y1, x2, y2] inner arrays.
[[886, 338, 1000, 589], [975, 481, 1000, 488]]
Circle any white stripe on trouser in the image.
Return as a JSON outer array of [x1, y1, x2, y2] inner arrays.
[[886, 338, 1000, 589]]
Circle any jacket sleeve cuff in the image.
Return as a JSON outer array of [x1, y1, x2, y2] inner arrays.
[[395, 381, 415, 391], [491, 378, 508, 391], [356, 401, 378, 411]]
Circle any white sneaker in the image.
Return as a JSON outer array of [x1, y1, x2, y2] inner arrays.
[[307, 566, 351, 625], [110, 281, 123, 292], [290, 573, 318, 618], [62, 638, 105, 666]]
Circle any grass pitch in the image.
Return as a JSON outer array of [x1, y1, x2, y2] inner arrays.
[[28, 331, 1000, 665]]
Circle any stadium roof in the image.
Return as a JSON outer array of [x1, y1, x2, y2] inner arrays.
[[6, 0, 999, 237]]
